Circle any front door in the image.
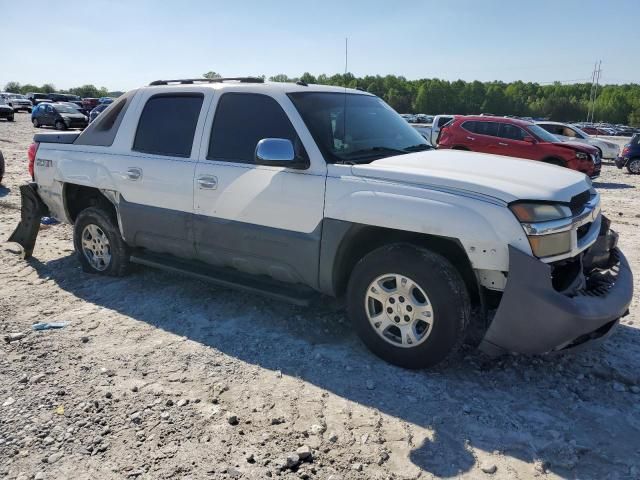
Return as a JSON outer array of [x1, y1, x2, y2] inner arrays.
[[193, 91, 326, 287], [496, 123, 535, 159]]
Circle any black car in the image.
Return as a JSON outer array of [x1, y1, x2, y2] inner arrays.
[[26, 93, 53, 105], [615, 134, 640, 174], [89, 103, 109, 123], [31, 103, 88, 130], [0, 103, 14, 121]]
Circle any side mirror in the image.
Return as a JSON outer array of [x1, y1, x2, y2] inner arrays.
[[255, 138, 306, 169], [523, 136, 536, 144]]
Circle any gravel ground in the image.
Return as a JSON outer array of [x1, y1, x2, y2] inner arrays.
[[1, 113, 639, 480]]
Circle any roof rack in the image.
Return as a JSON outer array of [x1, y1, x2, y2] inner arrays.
[[149, 77, 264, 86]]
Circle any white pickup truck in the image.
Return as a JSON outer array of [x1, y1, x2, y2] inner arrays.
[[10, 78, 633, 368]]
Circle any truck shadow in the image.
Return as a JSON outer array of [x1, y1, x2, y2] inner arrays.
[[28, 254, 640, 478]]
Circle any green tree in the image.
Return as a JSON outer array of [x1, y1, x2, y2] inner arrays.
[[203, 71, 222, 79], [4, 82, 21, 93], [41, 84, 56, 93]]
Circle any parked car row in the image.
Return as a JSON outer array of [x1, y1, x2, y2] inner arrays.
[[401, 113, 433, 124], [573, 123, 639, 137]]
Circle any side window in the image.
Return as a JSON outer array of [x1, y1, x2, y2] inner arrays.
[[133, 94, 203, 157], [438, 116, 452, 128], [76, 91, 136, 147], [208, 93, 305, 164], [563, 127, 579, 138], [461, 121, 477, 133], [499, 123, 527, 141], [474, 121, 500, 137]]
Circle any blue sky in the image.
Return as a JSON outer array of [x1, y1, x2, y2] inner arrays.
[[2, 0, 638, 91]]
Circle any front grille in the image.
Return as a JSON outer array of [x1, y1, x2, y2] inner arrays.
[[577, 222, 592, 240], [569, 190, 591, 215]]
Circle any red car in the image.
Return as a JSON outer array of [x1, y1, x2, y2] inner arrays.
[[438, 116, 601, 178]]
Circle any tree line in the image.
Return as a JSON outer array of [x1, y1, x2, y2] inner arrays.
[[6, 73, 640, 126], [3, 82, 123, 100], [270, 73, 640, 126]]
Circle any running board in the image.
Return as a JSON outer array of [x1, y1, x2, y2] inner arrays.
[[129, 252, 317, 306]]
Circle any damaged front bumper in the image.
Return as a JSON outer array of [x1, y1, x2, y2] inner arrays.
[[7, 183, 50, 257], [479, 220, 633, 356]]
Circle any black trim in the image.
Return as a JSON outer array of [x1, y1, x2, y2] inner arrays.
[[130, 251, 316, 306]]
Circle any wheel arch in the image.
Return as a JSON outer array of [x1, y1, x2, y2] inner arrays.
[[319, 220, 479, 306], [541, 156, 566, 167], [63, 183, 118, 224]]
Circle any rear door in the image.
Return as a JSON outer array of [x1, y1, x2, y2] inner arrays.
[[107, 90, 210, 259], [192, 90, 326, 287], [462, 120, 501, 153]]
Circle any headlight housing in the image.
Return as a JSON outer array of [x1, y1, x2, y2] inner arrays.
[[509, 202, 572, 223], [509, 202, 573, 258], [576, 152, 589, 160]]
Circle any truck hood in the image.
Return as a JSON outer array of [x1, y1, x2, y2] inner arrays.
[[350, 150, 591, 204]]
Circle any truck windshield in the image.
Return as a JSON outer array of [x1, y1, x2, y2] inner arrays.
[[288, 92, 431, 164]]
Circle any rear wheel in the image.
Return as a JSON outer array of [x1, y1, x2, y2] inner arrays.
[[627, 158, 640, 175], [347, 243, 470, 369], [73, 207, 130, 276], [7, 115, 14, 122]]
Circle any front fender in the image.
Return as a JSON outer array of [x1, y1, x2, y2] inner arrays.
[[324, 176, 531, 271]]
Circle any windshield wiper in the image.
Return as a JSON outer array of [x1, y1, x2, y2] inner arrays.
[[403, 143, 433, 152]]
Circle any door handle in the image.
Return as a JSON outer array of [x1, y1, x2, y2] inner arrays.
[[466, 136, 475, 141], [197, 175, 218, 190], [125, 167, 142, 181], [498, 142, 509, 146]]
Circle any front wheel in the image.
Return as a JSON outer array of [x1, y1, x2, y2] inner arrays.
[[73, 207, 130, 276], [32, 118, 40, 128], [55, 120, 66, 130], [627, 158, 640, 175], [347, 244, 470, 369]]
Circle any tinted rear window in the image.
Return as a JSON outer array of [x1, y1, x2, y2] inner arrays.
[[499, 123, 527, 141], [462, 121, 500, 137], [208, 93, 301, 163], [133, 94, 203, 157]]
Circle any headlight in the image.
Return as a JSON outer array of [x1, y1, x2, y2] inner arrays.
[[509, 202, 572, 223], [576, 152, 589, 160], [510, 202, 573, 258], [84, 115, 88, 121]]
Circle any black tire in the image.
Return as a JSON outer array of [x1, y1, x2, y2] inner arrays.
[[73, 207, 130, 276], [0, 151, 4, 184], [55, 120, 66, 130], [347, 243, 470, 369], [627, 158, 640, 175], [7, 116, 14, 122], [27, 108, 32, 113], [32, 118, 40, 128]]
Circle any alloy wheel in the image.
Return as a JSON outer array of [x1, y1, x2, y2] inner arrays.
[[364, 273, 434, 348], [81, 224, 112, 271]]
